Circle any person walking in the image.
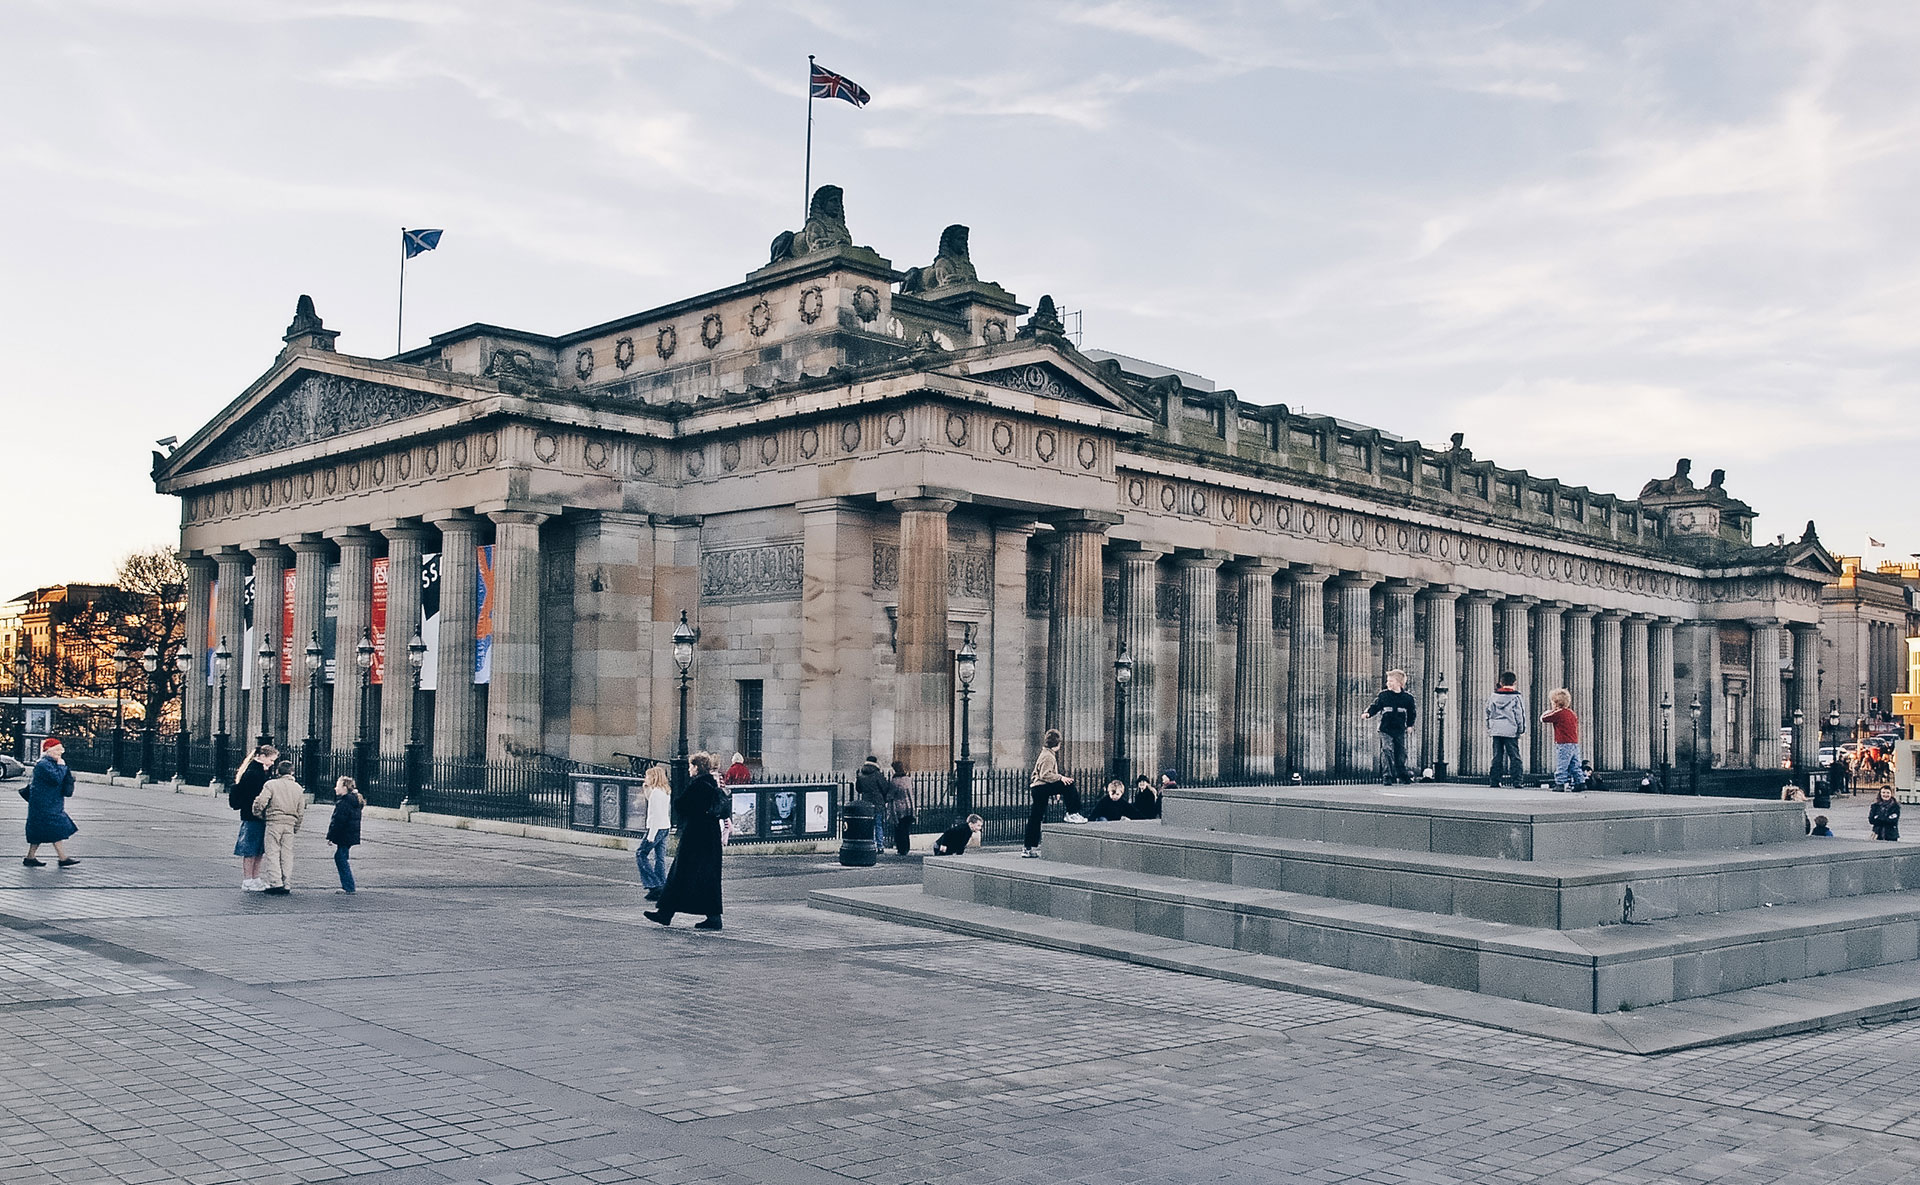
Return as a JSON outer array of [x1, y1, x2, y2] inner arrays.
[[1485, 672, 1527, 788], [645, 752, 726, 931], [251, 759, 307, 895], [1364, 669, 1419, 785], [634, 764, 671, 901], [326, 775, 364, 893], [886, 759, 916, 856], [1023, 728, 1087, 858], [1870, 786, 1901, 841], [1541, 689, 1586, 791], [854, 755, 892, 852], [21, 737, 79, 868], [231, 744, 276, 890]]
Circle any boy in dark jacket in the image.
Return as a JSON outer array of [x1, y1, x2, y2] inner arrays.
[[933, 815, 983, 855], [1089, 779, 1131, 822], [1364, 669, 1418, 785], [327, 776, 365, 893]]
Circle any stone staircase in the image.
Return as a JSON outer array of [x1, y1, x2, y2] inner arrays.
[[812, 786, 1920, 1052]]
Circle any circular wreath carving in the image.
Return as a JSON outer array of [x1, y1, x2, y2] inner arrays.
[[240, 486, 252, 510], [749, 299, 773, 337], [1220, 495, 1236, 521], [686, 450, 706, 477], [798, 286, 825, 324], [991, 422, 1014, 455], [1547, 558, 1557, 578], [1160, 485, 1177, 511], [480, 434, 498, 464], [720, 441, 741, 472], [883, 413, 907, 447], [533, 434, 558, 463], [1127, 478, 1146, 506], [396, 452, 411, 481], [632, 446, 656, 476], [1396, 527, 1409, 549], [1192, 489, 1208, 516], [759, 435, 779, 465], [302, 473, 315, 497], [370, 457, 386, 485], [1326, 513, 1340, 539], [840, 421, 862, 452], [1077, 439, 1098, 470], [1579, 563, 1590, 580], [346, 463, 361, 491], [1531, 553, 1541, 574], [1351, 519, 1364, 542], [223, 490, 234, 513], [1301, 509, 1314, 533], [945, 412, 969, 447], [700, 313, 724, 350], [584, 441, 608, 470], [1249, 499, 1264, 525], [799, 428, 820, 459], [1417, 531, 1430, 553], [423, 446, 438, 476], [575, 348, 594, 380], [280, 478, 293, 502], [852, 285, 881, 322], [656, 325, 678, 360], [261, 482, 273, 507], [451, 440, 468, 468], [1374, 524, 1387, 546], [1035, 431, 1056, 463], [1278, 505, 1291, 529], [1437, 536, 1448, 557], [614, 336, 636, 370], [982, 318, 1007, 345]]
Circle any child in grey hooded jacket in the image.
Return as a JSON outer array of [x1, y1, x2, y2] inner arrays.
[[1485, 674, 1528, 788]]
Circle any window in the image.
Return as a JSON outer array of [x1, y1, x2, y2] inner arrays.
[[737, 680, 764, 762]]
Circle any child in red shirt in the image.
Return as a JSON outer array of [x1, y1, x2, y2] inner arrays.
[[1541, 689, 1586, 791]]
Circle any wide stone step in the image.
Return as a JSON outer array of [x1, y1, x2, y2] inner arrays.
[[1165, 785, 1807, 859], [920, 853, 1920, 1013], [1039, 821, 1920, 929]]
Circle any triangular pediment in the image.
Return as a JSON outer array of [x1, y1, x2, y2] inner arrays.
[[171, 366, 464, 477], [961, 352, 1153, 417]]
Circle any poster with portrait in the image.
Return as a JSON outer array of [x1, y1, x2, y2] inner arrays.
[[765, 788, 799, 837], [730, 792, 757, 839], [804, 791, 831, 834]]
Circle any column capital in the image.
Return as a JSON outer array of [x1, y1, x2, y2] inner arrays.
[[1746, 615, 1783, 629], [1048, 510, 1123, 534], [181, 552, 216, 573], [372, 517, 433, 540], [1173, 548, 1229, 570], [1109, 539, 1173, 558], [1788, 620, 1822, 636], [992, 518, 1042, 541], [323, 525, 378, 546], [248, 541, 292, 562], [878, 485, 971, 506], [281, 533, 330, 555], [427, 509, 484, 534], [570, 509, 653, 533], [1331, 570, 1379, 589], [891, 497, 959, 515], [1500, 594, 1541, 608], [1594, 608, 1628, 622], [1418, 582, 1466, 600], [1625, 610, 1659, 623], [1537, 599, 1574, 612], [1287, 565, 1338, 586], [1460, 589, 1503, 605], [1564, 605, 1598, 620], [1383, 578, 1427, 596], [485, 509, 552, 529], [212, 544, 248, 561], [1231, 556, 1282, 576], [797, 497, 870, 517]]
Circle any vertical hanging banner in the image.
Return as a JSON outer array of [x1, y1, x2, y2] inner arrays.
[[206, 578, 219, 686], [322, 562, 341, 683], [241, 573, 256, 692], [419, 551, 441, 692], [281, 569, 295, 684], [474, 544, 495, 685], [370, 557, 389, 686]]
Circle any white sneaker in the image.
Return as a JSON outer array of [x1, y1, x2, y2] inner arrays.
[[1022, 848, 1041, 858], [242, 879, 266, 891], [1063, 813, 1089, 824]]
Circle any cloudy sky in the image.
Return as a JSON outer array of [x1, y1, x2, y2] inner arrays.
[[4, 0, 1917, 599]]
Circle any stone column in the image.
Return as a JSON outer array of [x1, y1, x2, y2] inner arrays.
[[1421, 586, 1462, 778], [1651, 618, 1678, 768], [1791, 623, 1821, 768], [894, 497, 956, 777], [1531, 601, 1568, 777], [429, 512, 483, 763], [378, 523, 431, 759], [566, 512, 653, 767], [326, 528, 376, 755], [484, 510, 550, 760], [1232, 559, 1280, 778], [248, 544, 289, 747], [1048, 514, 1117, 775], [1173, 552, 1226, 780], [1623, 615, 1652, 770], [1593, 611, 1625, 771], [1564, 608, 1596, 763], [1382, 581, 1422, 770], [1116, 543, 1168, 782], [648, 517, 703, 762], [213, 547, 249, 751], [1497, 598, 1533, 701], [1750, 618, 1784, 771], [796, 501, 874, 770], [1333, 574, 1379, 776], [182, 554, 214, 740], [1458, 593, 1497, 778], [1287, 567, 1335, 777], [988, 522, 1038, 769], [284, 536, 329, 748]]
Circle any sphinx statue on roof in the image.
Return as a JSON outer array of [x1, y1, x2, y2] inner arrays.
[[768, 185, 854, 264]]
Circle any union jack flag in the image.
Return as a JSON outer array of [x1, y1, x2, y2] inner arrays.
[[810, 61, 870, 107]]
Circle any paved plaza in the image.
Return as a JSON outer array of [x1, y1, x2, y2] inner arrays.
[[4, 782, 1920, 1185]]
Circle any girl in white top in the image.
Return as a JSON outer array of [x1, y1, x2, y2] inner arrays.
[[635, 765, 673, 901]]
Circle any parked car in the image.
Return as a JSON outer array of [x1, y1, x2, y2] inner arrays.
[[1817, 746, 1838, 768], [0, 754, 24, 780]]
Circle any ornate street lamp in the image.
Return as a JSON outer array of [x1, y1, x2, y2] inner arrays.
[[1689, 696, 1703, 796], [110, 644, 130, 777], [256, 631, 276, 747], [11, 649, 28, 764], [301, 631, 323, 788], [955, 625, 978, 816], [1111, 642, 1133, 784], [404, 629, 427, 805], [1433, 671, 1450, 783], [1659, 691, 1673, 795], [353, 627, 375, 796], [139, 644, 159, 781], [672, 610, 698, 797], [212, 636, 233, 785], [174, 643, 193, 780], [1791, 706, 1805, 781]]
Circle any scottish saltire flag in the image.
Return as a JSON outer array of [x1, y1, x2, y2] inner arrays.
[[403, 228, 443, 258], [810, 62, 870, 107]]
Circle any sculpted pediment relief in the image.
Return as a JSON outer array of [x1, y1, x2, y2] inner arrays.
[[973, 362, 1110, 409], [188, 372, 461, 471]]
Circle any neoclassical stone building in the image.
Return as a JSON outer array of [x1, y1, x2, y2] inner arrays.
[[155, 187, 1839, 783]]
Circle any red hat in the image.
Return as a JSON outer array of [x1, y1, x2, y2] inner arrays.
[[41, 737, 62, 753]]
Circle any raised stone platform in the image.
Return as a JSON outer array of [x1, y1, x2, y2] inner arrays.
[[813, 785, 1920, 1052]]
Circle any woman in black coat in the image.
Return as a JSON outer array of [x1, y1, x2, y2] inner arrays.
[[646, 752, 727, 931], [1869, 787, 1901, 841]]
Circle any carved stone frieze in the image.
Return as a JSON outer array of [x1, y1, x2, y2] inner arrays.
[[700, 543, 803, 603], [873, 543, 991, 598], [196, 373, 457, 469], [1027, 570, 1052, 615]]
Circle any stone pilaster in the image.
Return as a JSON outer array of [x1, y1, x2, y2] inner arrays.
[[1563, 608, 1596, 763], [1382, 581, 1423, 769], [284, 536, 329, 748], [1750, 618, 1784, 771], [1115, 543, 1168, 782], [1593, 611, 1625, 771], [1333, 574, 1379, 777], [796, 501, 874, 770], [1791, 623, 1821, 768], [1651, 618, 1678, 768], [564, 512, 653, 767], [1175, 551, 1226, 780], [326, 527, 377, 754], [429, 513, 482, 763], [894, 497, 957, 778], [647, 517, 703, 762], [182, 555, 214, 741], [1623, 615, 1652, 770], [1232, 559, 1280, 778], [1531, 601, 1568, 777], [988, 522, 1038, 769], [213, 547, 249, 748], [248, 544, 289, 747], [1458, 593, 1497, 778], [483, 510, 549, 760], [1421, 586, 1462, 777], [1287, 567, 1335, 777], [377, 523, 431, 759], [1048, 514, 1117, 776]]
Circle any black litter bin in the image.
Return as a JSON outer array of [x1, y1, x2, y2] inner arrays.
[[838, 798, 879, 867]]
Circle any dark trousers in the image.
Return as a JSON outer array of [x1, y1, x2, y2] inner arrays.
[[1377, 731, 1410, 784], [1025, 784, 1082, 850], [1489, 737, 1525, 786]]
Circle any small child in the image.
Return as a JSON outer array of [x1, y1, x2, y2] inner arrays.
[[933, 814, 983, 856], [1541, 689, 1586, 792], [327, 775, 365, 893], [1811, 815, 1833, 837], [1089, 779, 1131, 822], [251, 760, 307, 895], [1129, 774, 1161, 820]]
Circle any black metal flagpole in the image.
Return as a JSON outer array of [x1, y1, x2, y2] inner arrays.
[[804, 55, 815, 220]]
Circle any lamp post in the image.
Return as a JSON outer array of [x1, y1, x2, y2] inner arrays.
[[672, 611, 698, 798], [1689, 695, 1703, 796], [173, 643, 193, 782], [353, 627, 375, 796], [109, 644, 130, 778], [212, 636, 232, 785], [256, 631, 276, 747], [1659, 691, 1673, 795], [1433, 671, 1450, 782], [12, 650, 28, 763], [1791, 706, 1805, 783], [301, 631, 322, 789], [404, 630, 427, 806], [955, 626, 977, 816], [139, 644, 159, 781], [1111, 642, 1133, 784]]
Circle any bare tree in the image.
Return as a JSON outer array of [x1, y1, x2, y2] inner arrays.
[[50, 548, 190, 732]]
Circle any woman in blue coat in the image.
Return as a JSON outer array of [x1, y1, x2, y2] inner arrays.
[[22, 737, 79, 867]]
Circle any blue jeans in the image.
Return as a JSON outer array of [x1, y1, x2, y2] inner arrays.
[[333, 846, 356, 892], [636, 830, 668, 890], [1554, 743, 1586, 789]]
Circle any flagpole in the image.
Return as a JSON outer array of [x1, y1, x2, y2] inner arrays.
[[396, 229, 407, 356], [804, 54, 815, 220]]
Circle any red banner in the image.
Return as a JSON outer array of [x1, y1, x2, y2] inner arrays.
[[281, 569, 295, 684], [371, 557, 389, 686]]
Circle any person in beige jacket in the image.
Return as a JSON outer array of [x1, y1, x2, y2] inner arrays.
[[250, 760, 307, 896]]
